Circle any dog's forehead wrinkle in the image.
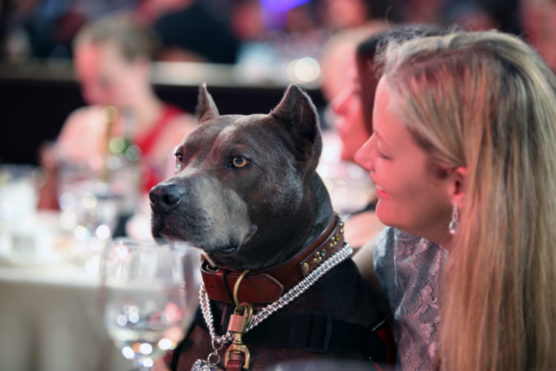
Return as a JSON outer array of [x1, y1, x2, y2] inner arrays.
[[218, 124, 241, 143], [218, 115, 266, 139]]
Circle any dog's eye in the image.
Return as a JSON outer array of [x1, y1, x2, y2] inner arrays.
[[230, 155, 250, 168], [175, 152, 184, 171]]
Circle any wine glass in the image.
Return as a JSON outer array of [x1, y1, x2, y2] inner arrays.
[[100, 238, 201, 370]]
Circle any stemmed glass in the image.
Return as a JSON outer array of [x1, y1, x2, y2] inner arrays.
[[100, 238, 201, 370]]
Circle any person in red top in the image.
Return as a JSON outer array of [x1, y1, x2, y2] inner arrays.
[[38, 12, 197, 210]]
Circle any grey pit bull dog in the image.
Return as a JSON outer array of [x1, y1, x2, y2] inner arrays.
[[150, 84, 394, 371]]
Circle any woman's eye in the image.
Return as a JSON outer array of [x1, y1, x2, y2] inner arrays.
[[376, 143, 390, 160], [377, 149, 389, 159], [230, 155, 250, 168]]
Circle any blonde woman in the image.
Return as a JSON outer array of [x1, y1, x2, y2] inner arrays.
[[354, 31, 556, 370]]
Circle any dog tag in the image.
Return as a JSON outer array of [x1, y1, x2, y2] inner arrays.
[[224, 305, 253, 369], [191, 359, 223, 371]]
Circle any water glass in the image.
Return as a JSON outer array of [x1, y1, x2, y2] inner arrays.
[[100, 238, 201, 369]]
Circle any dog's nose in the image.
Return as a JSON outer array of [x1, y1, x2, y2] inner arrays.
[[149, 183, 185, 212]]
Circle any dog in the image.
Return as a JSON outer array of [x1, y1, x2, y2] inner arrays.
[[150, 84, 394, 370]]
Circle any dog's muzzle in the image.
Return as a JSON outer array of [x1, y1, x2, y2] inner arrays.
[[150, 183, 185, 213]]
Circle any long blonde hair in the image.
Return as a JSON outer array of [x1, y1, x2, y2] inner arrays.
[[381, 31, 556, 370]]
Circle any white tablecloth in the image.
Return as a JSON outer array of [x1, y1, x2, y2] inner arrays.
[[0, 263, 133, 371]]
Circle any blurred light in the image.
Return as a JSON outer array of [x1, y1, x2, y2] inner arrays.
[[80, 192, 97, 210], [140, 358, 154, 368], [128, 312, 140, 323], [116, 314, 127, 327], [109, 137, 126, 153], [121, 346, 135, 359], [139, 343, 153, 355], [125, 145, 141, 162], [261, 0, 311, 12], [127, 304, 139, 323], [158, 338, 174, 350], [59, 193, 76, 211], [287, 57, 320, 83], [95, 224, 111, 240], [106, 155, 123, 170], [132, 342, 142, 353], [73, 225, 89, 241]]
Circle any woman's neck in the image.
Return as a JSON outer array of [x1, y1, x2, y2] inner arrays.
[[128, 90, 163, 135]]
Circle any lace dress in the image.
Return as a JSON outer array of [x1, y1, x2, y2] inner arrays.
[[374, 227, 449, 370]]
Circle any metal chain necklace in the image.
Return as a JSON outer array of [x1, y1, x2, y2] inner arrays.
[[193, 243, 353, 370]]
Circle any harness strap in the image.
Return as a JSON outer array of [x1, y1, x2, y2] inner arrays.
[[243, 312, 394, 365], [169, 308, 396, 370]]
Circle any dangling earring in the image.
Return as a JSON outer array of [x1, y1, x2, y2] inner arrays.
[[448, 203, 460, 235]]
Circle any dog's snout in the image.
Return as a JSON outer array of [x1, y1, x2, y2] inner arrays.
[[150, 183, 185, 212]]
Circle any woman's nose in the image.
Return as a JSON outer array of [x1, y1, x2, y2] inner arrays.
[[330, 86, 351, 115], [354, 135, 376, 172]]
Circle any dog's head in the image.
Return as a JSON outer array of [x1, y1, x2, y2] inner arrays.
[[150, 84, 324, 270]]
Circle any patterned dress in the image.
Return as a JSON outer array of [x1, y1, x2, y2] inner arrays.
[[373, 227, 449, 370]]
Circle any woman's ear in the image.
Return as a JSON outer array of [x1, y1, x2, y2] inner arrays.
[[449, 166, 467, 206]]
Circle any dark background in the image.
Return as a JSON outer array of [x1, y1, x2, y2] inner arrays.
[[0, 71, 325, 166]]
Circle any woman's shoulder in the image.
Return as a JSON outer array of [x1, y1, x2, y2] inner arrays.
[[58, 106, 106, 144], [374, 227, 443, 266], [64, 105, 105, 125]]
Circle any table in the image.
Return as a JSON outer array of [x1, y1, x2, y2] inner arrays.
[[0, 262, 133, 371]]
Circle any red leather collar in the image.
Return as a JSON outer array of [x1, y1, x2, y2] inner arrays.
[[201, 215, 345, 305]]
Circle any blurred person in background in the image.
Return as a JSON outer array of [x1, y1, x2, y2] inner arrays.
[[444, 0, 521, 34], [522, 0, 556, 73], [37, 12, 196, 210], [401, 0, 445, 25], [150, 0, 240, 63], [229, 0, 266, 43], [0, 0, 137, 61], [318, 23, 388, 248], [318, 0, 400, 31]]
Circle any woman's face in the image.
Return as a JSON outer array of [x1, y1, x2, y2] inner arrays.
[[355, 77, 454, 244], [331, 72, 370, 162], [75, 41, 146, 108]]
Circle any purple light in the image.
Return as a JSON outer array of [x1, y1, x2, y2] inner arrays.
[[260, 0, 312, 13]]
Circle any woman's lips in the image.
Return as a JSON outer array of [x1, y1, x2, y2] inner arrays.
[[374, 184, 388, 199]]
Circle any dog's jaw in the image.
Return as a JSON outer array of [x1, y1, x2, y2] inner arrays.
[[151, 192, 259, 266]]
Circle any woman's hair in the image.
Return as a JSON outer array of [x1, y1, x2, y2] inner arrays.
[[74, 13, 159, 61], [355, 24, 444, 135], [381, 30, 556, 370]]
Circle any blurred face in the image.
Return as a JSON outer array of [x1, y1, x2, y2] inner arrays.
[[331, 76, 369, 162], [325, 0, 368, 29], [355, 77, 453, 244], [74, 41, 146, 107]]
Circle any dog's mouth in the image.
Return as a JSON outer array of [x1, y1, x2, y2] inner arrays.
[[152, 216, 239, 255], [215, 245, 238, 255], [151, 211, 258, 268]]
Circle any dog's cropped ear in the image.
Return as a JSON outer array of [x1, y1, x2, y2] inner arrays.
[[270, 85, 321, 161], [196, 83, 219, 123]]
